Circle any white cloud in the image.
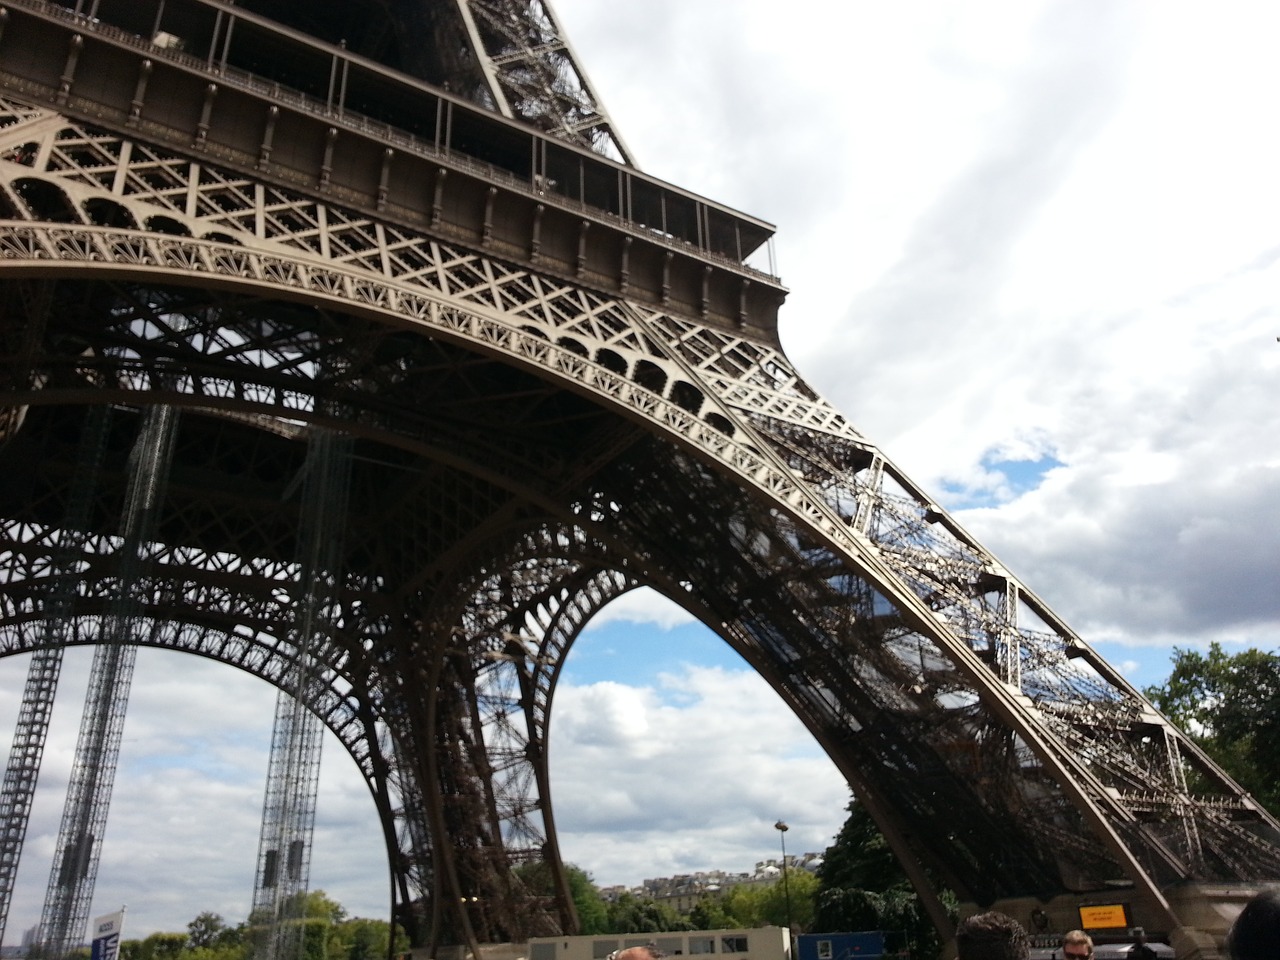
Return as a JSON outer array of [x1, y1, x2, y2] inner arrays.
[[583, 589, 696, 633], [549, 668, 849, 886], [560, 0, 1280, 659]]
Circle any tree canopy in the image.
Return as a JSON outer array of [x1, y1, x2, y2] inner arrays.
[[1143, 642, 1280, 816], [113, 892, 404, 960], [814, 802, 953, 958]]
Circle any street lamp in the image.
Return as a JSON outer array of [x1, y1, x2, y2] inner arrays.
[[775, 820, 793, 943]]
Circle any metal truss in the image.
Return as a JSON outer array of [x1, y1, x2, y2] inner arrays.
[[451, 0, 635, 164], [38, 405, 179, 958], [0, 40, 1276, 959], [251, 429, 352, 960], [0, 404, 110, 946]]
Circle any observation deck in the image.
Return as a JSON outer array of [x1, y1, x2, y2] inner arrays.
[[0, 0, 787, 338]]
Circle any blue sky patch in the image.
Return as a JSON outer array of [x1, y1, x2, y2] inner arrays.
[[942, 451, 1065, 509], [563, 618, 746, 689]]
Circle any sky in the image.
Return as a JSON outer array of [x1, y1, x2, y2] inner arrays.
[[4, 0, 1280, 944]]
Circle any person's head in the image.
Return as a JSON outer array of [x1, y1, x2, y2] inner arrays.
[[1061, 930, 1093, 960], [614, 947, 664, 960], [956, 912, 1030, 960], [1228, 889, 1280, 960]]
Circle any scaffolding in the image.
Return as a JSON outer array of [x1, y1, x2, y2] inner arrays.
[[251, 429, 352, 960], [38, 406, 179, 959], [0, 407, 111, 947]]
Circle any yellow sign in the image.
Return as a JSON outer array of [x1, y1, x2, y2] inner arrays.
[[1078, 904, 1129, 929]]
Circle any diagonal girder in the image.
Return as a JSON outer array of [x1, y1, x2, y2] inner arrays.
[[451, 0, 634, 164]]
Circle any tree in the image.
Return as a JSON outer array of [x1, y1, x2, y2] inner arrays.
[[187, 913, 227, 950], [816, 802, 903, 894], [603, 893, 691, 933], [327, 916, 404, 960], [132, 932, 189, 960], [105, 894, 402, 960], [1144, 643, 1280, 816], [302, 890, 348, 925], [710, 872, 818, 931], [513, 860, 610, 934], [688, 895, 736, 931], [814, 802, 954, 960], [566, 865, 610, 934]]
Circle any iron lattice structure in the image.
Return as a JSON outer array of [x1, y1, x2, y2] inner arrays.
[[0, 0, 1277, 954], [36, 404, 179, 957], [252, 430, 351, 960]]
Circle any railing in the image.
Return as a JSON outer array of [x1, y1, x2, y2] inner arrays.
[[1, 0, 782, 283]]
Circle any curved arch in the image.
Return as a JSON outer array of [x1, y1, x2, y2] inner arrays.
[[2, 240, 1270, 916], [704, 411, 735, 437], [555, 336, 588, 358], [12, 177, 79, 223], [145, 215, 192, 237], [632, 358, 667, 395], [669, 379, 704, 415], [594, 348, 628, 376], [0, 108, 1275, 944], [83, 198, 138, 230]]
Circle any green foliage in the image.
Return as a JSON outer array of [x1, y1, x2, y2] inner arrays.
[[302, 891, 348, 925], [686, 871, 818, 932], [101, 897, 401, 960], [513, 860, 610, 934], [298, 917, 330, 960], [330, 918, 382, 960], [604, 893, 692, 933], [1144, 643, 1280, 816], [183, 945, 249, 960], [186, 913, 228, 950], [688, 896, 736, 931], [131, 932, 189, 960], [178, 918, 246, 960], [715, 871, 818, 931], [814, 802, 955, 960], [566, 865, 610, 935], [816, 802, 901, 894]]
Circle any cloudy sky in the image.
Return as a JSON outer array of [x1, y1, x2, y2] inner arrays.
[[4, 0, 1280, 943]]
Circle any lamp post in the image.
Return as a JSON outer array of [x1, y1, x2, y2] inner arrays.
[[775, 820, 793, 944]]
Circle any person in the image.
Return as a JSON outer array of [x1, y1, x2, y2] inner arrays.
[[612, 947, 664, 960], [955, 911, 1030, 960], [1061, 930, 1094, 960], [1128, 928, 1156, 960], [1227, 889, 1280, 960]]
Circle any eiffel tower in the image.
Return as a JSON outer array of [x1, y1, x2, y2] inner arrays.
[[0, 1, 1276, 958]]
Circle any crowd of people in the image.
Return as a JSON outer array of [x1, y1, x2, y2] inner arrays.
[[951, 889, 1279, 960], [614, 890, 1278, 960]]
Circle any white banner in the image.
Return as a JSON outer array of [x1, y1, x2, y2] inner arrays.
[[90, 910, 125, 960]]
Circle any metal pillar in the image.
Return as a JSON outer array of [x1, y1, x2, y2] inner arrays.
[[0, 407, 111, 948], [251, 429, 353, 960], [37, 406, 179, 959]]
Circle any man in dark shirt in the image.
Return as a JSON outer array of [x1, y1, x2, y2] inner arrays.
[[1128, 928, 1157, 960]]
